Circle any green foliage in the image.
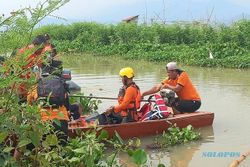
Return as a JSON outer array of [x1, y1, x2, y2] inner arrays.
[[150, 124, 200, 148], [156, 124, 200, 147], [34, 20, 250, 68], [158, 164, 166, 167], [60, 130, 148, 167], [0, 0, 69, 54], [130, 149, 147, 165], [69, 94, 102, 114], [108, 132, 148, 166], [64, 133, 106, 166]]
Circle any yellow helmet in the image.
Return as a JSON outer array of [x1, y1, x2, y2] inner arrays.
[[119, 67, 134, 78]]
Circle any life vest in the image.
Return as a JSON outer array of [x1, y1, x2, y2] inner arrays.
[[117, 82, 141, 119], [140, 94, 170, 122]]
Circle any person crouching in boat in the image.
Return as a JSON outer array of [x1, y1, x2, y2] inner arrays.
[[103, 67, 141, 124], [27, 72, 69, 146], [141, 62, 201, 114]]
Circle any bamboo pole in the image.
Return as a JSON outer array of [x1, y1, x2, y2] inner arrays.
[[228, 151, 250, 167], [69, 94, 151, 102], [70, 95, 117, 100]]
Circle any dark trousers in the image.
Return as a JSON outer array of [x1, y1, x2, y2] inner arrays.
[[69, 104, 80, 120], [98, 112, 132, 125], [173, 100, 201, 113]]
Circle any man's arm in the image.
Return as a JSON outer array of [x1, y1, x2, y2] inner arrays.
[[104, 87, 135, 115], [162, 83, 183, 92], [141, 83, 162, 98]]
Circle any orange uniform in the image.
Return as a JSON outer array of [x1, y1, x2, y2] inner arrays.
[[162, 71, 200, 101], [115, 83, 141, 117], [17, 44, 54, 98], [27, 85, 69, 121], [19, 43, 54, 71]]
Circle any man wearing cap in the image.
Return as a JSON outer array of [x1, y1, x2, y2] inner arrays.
[[141, 62, 201, 113]]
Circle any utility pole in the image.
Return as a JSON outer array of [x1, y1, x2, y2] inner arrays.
[[162, 0, 166, 24], [144, 0, 148, 25]]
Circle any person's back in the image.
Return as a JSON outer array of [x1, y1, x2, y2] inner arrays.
[[27, 74, 69, 121], [27, 74, 69, 145]]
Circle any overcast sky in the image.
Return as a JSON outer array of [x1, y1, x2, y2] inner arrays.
[[1, 0, 250, 24]]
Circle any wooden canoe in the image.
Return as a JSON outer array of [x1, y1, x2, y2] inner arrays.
[[68, 112, 214, 139]]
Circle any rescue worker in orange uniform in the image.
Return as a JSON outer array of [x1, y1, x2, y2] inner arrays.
[[19, 35, 55, 70], [27, 72, 69, 146], [17, 35, 56, 102], [105, 67, 141, 124], [142, 62, 201, 113]]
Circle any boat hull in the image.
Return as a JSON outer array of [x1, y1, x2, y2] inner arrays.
[[68, 112, 214, 139]]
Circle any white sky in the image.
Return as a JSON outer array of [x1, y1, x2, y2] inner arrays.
[[1, 0, 250, 24]]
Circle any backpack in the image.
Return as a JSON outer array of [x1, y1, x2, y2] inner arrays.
[[139, 94, 170, 122], [37, 75, 67, 107]]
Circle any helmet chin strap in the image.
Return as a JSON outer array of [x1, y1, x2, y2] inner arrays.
[[123, 77, 128, 86], [124, 78, 134, 87]]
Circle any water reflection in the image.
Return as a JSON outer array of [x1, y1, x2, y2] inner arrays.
[[168, 126, 214, 167], [144, 126, 215, 167], [116, 126, 214, 166]]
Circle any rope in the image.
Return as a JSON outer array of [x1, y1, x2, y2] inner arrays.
[[228, 151, 250, 167]]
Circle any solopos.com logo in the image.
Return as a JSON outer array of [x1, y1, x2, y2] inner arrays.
[[202, 152, 240, 158]]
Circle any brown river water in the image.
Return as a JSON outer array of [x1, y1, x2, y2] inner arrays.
[[64, 54, 250, 167]]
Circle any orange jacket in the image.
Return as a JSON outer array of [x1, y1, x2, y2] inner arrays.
[[115, 83, 141, 117], [27, 85, 69, 121], [162, 71, 200, 101], [20, 43, 54, 71], [17, 44, 54, 97]]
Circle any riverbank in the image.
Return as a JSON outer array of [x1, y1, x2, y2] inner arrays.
[[34, 20, 250, 68]]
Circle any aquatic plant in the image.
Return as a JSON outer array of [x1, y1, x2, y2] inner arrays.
[[69, 93, 102, 114], [34, 20, 250, 68], [157, 124, 200, 147]]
